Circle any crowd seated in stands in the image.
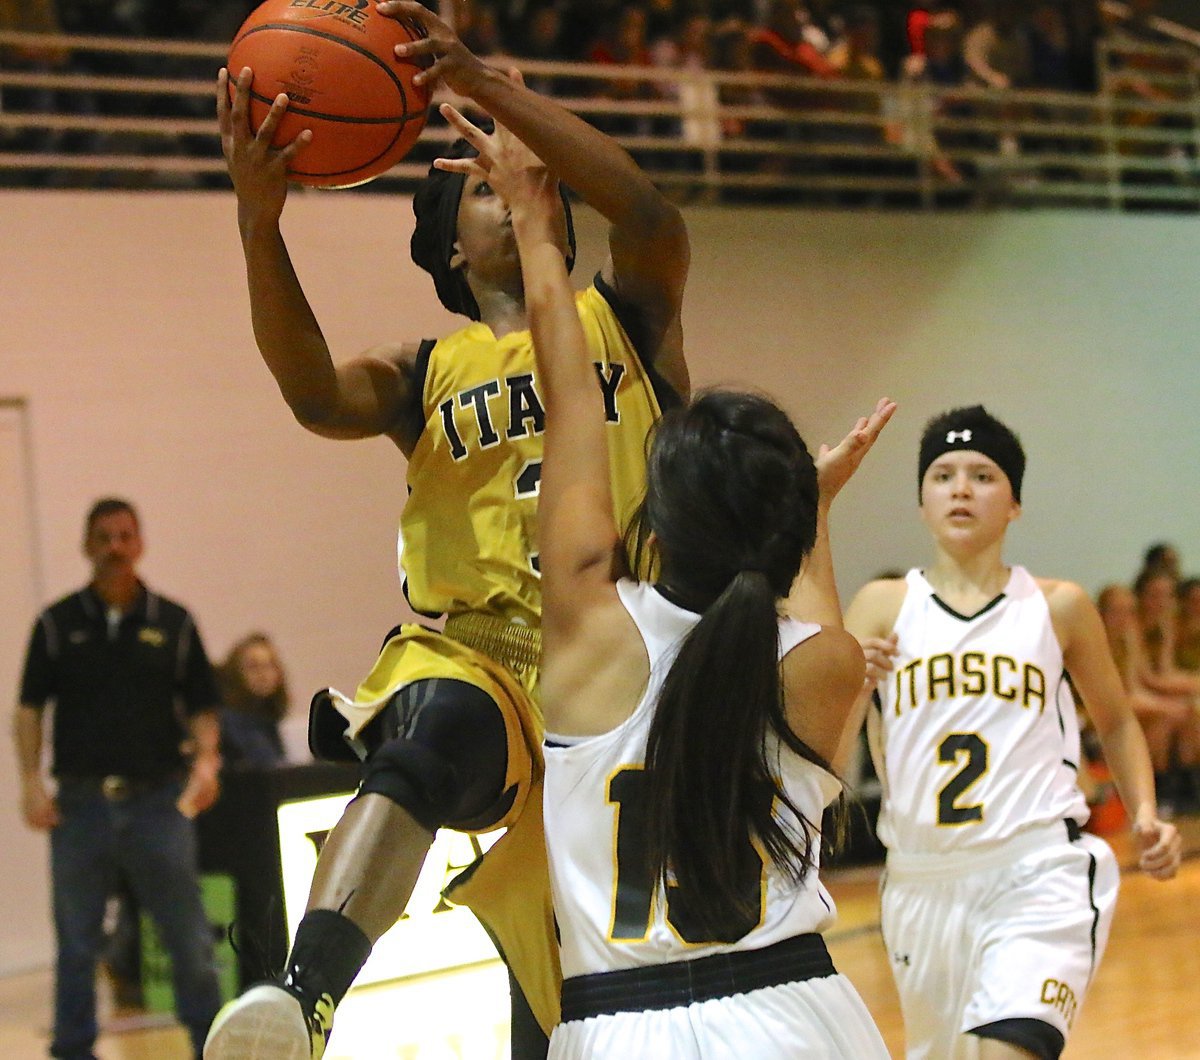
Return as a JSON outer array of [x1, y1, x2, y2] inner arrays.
[[1097, 542, 1200, 820], [3, 0, 1180, 92], [2, 0, 1197, 203]]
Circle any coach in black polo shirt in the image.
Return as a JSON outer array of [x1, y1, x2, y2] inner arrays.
[[15, 497, 223, 1060]]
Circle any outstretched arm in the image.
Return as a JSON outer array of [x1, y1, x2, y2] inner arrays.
[[836, 580, 904, 775], [217, 68, 420, 447], [378, 2, 690, 393], [433, 104, 620, 638], [786, 398, 896, 627], [1051, 581, 1182, 880]]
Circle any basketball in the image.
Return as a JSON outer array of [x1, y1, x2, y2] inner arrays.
[[227, 0, 431, 189]]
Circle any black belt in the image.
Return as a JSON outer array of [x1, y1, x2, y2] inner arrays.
[[560, 932, 836, 1022], [60, 774, 176, 801]]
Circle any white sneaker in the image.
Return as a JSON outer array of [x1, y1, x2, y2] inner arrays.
[[204, 983, 334, 1060]]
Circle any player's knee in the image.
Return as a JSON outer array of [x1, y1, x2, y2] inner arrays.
[[358, 679, 511, 830], [359, 739, 459, 831]]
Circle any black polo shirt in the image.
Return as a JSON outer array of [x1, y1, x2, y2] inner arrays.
[[19, 583, 220, 779]]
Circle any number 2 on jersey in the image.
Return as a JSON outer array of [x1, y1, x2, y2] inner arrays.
[[936, 732, 988, 825]]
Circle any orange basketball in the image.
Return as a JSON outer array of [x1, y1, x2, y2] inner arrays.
[[227, 0, 430, 188]]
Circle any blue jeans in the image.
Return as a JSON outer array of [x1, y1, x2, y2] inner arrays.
[[50, 778, 222, 1059]]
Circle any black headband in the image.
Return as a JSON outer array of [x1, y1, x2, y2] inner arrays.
[[410, 136, 577, 321], [918, 405, 1025, 502]]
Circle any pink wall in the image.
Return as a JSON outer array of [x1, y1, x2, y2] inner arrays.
[[2, 188, 1198, 970]]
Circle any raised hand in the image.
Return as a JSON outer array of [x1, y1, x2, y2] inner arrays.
[[216, 66, 312, 226], [433, 88, 557, 221], [815, 398, 897, 508], [376, 0, 491, 96]]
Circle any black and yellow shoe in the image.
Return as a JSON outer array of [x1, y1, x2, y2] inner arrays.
[[203, 983, 334, 1060]]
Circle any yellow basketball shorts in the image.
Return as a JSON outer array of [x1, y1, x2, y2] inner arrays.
[[325, 622, 562, 1036]]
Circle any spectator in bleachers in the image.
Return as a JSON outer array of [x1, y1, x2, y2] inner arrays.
[[588, 3, 656, 133], [905, 0, 935, 58], [459, 0, 505, 57], [644, 0, 683, 45], [217, 633, 290, 770], [962, 0, 1034, 164], [799, 0, 845, 57], [1103, 0, 1194, 177], [712, 15, 770, 144], [750, 0, 839, 83], [588, 1, 653, 67], [1099, 583, 1197, 817], [1136, 569, 1200, 695], [1062, 0, 1101, 91], [1177, 577, 1200, 674], [1133, 569, 1200, 813], [827, 4, 888, 159], [1026, 0, 1075, 91], [916, 6, 967, 86], [1142, 541, 1183, 581], [0, 0, 72, 154], [1114, 0, 1170, 45], [513, 3, 573, 95], [828, 4, 886, 81], [651, 12, 720, 149], [895, 5, 967, 182], [963, 0, 1032, 90]]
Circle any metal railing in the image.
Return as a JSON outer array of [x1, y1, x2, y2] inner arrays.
[[1, 29, 1198, 210]]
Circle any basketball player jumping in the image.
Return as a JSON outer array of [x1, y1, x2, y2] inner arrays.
[[458, 93, 895, 1057], [844, 406, 1181, 1060], [206, 3, 688, 1057]]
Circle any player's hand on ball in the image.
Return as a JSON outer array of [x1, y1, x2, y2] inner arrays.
[[1133, 816, 1181, 880], [377, 1, 489, 95], [815, 398, 897, 509], [217, 66, 312, 224]]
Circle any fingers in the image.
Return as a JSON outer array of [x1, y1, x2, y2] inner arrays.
[[860, 398, 898, 445], [508, 66, 526, 87], [413, 54, 449, 88], [393, 34, 442, 62], [376, 0, 442, 28], [439, 102, 489, 150], [255, 92, 293, 145], [229, 66, 252, 134], [861, 635, 900, 684], [278, 128, 314, 165], [216, 67, 230, 130], [1135, 820, 1182, 880], [220, 66, 311, 170], [434, 157, 486, 180]]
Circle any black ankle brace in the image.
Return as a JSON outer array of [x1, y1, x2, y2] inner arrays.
[[283, 909, 373, 1007]]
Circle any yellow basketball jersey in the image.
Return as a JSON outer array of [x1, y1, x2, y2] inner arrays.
[[400, 280, 671, 624]]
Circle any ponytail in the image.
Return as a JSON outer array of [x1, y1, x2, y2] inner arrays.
[[642, 571, 834, 941], [631, 389, 839, 940]]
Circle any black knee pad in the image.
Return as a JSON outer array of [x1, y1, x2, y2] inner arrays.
[[357, 678, 514, 831]]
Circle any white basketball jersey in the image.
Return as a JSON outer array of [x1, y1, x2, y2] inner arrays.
[[873, 567, 1089, 856], [543, 580, 842, 981]]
